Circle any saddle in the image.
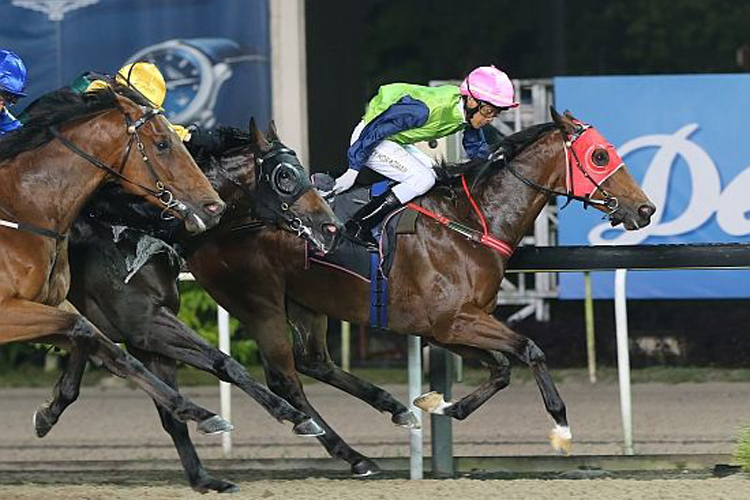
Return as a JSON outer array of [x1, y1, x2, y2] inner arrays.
[[310, 173, 417, 279], [310, 173, 418, 329]]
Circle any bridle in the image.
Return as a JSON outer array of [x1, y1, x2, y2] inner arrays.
[[215, 142, 315, 239], [50, 101, 187, 222], [503, 120, 623, 217], [409, 118, 626, 258], [0, 95, 191, 241]]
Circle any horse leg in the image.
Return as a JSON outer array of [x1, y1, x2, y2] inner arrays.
[[32, 335, 88, 437], [253, 312, 380, 477], [128, 346, 239, 494], [415, 342, 512, 421], [127, 306, 322, 436], [4, 300, 231, 436], [423, 304, 570, 454], [287, 299, 418, 429]]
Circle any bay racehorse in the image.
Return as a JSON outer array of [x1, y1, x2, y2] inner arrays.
[[183, 108, 655, 473], [0, 85, 233, 435], [43, 108, 655, 476], [39, 121, 340, 492]]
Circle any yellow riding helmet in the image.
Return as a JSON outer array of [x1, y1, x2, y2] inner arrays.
[[85, 62, 190, 141], [116, 62, 167, 109]]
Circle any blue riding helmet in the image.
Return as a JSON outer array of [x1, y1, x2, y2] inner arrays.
[[0, 50, 27, 97]]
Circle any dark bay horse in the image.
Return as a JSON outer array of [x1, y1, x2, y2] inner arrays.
[[183, 109, 656, 471], [0, 86, 232, 435], [45, 109, 655, 477], [41, 122, 340, 492]]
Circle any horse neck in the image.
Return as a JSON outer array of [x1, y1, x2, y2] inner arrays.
[[202, 152, 256, 222], [2, 119, 121, 234], [470, 132, 566, 248]]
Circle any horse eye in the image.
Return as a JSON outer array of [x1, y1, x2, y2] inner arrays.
[[280, 170, 290, 180], [592, 149, 609, 166], [156, 140, 170, 151]]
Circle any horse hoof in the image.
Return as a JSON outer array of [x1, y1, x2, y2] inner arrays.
[[351, 458, 381, 478], [549, 425, 572, 456], [413, 391, 453, 415], [197, 415, 234, 436], [219, 483, 241, 494], [32, 409, 54, 438], [293, 418, 325, 437], [192, 476, 240, 494], [392, 410, 421, 429]]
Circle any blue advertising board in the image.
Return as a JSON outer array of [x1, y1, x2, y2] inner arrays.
[[555, 74, 750, 299], [0, 0, 270, 129]]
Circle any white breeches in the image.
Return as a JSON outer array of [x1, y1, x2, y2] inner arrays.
[[351, 121, 436, 203]]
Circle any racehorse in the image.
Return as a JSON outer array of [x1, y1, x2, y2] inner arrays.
[[43, 108, 655, 477], [0, 85, 232, 435], [39, 121, 341, 493], [183, 108, 655, 473]]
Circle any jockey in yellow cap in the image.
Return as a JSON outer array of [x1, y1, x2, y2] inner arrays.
[[76, 61, 249, 158], [85, 62, 191, 141]]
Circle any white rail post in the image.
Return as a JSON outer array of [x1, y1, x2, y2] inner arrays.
[[218, 305, 232, 457], [584, 271, 597, 383], [407, 335, 423, 479], [614, 269, 634, 455], [341, 321, 351, 372]]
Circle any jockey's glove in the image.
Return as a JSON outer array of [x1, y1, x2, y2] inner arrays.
[[333, 168, 359, 194]]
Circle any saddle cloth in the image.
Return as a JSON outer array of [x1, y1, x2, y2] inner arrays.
[[309, 174, 418, 328]]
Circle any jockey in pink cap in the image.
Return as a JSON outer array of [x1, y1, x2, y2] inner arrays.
[[332, 65, 518, 251]]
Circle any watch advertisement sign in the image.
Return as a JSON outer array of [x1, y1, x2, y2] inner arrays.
[[1, 0, 270, 129], [554, 74, 750, 299]]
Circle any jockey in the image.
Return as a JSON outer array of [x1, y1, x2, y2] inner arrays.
[[333, 65, 518, 251], [0, 50, 27, 136], [77, 62, 249, 155]]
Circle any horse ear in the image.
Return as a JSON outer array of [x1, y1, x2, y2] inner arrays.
[[550, 106, 577, 134], [550, 106, 564, 125], [266, 120, 280, 142], [249, 117, 271, 152]]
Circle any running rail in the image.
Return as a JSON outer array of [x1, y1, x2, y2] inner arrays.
[[429, 242, 750, 464]]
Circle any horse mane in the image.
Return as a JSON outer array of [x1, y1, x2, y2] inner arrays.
[[466, 122, 559, 187], [501, 122, 559, 161], [0, 83, 152, 162]]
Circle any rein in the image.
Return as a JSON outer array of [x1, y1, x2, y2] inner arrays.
[[213, 144, 315, 239], [0, 206, 67, 240], [406, 174, 514, 258], [407, 120, 624, 257], [503, 126, 621, 212], [50, 106, 185, 219], [0, 103, 185, 241]]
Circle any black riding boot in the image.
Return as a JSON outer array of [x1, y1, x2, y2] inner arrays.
[[344, 190, 402, 252]]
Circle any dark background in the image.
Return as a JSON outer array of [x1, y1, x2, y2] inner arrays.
[[306, 0, 750, 170], [306, 0, 750, 368]]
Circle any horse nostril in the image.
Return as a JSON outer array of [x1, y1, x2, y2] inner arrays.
[[323, 223, 338, 234], [639, 204, 655, 219], [204, 201, 225, 216]]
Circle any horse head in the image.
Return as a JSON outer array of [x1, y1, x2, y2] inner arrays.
[[108, 86, 225, 234], [550, 107, 655, 230], [235, 118, 340, 253]]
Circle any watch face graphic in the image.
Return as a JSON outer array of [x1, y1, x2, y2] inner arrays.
[[142, 47, 204, 120], [126, 38, 244, 128]]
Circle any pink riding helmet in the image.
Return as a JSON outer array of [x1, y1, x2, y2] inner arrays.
[[459, 65, 519, 109]]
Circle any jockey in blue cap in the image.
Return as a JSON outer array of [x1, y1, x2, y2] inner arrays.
[[0, 50, 27, 136]]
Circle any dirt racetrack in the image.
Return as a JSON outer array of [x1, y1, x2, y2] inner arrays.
[[1, 477, 750, 500], [0, 378, 749, 498]]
